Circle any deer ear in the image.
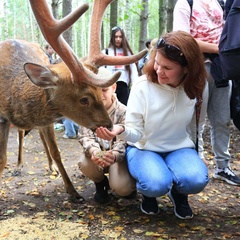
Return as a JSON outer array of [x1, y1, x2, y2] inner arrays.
[[24, 62, 58, 88]]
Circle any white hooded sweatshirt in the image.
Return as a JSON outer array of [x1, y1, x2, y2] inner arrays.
[[119, 75, 196, 152]]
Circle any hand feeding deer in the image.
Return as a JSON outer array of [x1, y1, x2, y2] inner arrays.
[[0, 0, 147, 202]]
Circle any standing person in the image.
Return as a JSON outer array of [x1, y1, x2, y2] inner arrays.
[[173, 0, 240, 185], [102, 26, 139, 105], [78, 67, 136, 204], [62, 118, 79, 139], [96, 31, 209, 219], [138, 39, 152, 75], [44, 43, 61, 64], [44, 43, 56, 64]]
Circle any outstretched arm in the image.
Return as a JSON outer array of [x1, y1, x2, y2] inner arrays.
[[96, 125, 125, 141]]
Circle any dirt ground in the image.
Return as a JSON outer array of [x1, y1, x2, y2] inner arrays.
[[0, 122, 240, 240]]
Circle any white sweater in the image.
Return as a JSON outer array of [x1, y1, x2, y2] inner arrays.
[[102, 47, 139, 86], [119, 75, 196, 152]]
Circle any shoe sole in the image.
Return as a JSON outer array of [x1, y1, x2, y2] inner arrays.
[[168, 192, 193, 220], [212, 174, 240, 186], [140, 202, 160, 215]]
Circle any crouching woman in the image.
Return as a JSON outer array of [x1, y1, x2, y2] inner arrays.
[[96, 31, 209, 219]]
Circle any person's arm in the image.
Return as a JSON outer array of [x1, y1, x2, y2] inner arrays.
[[173, 0, 191, 33], [195, 39, 219, 54], [173, 0, 219, 54], [78, 127, 101, 157]]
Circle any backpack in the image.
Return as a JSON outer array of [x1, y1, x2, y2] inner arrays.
[[218, 0, 240, 80], [187, 0, 225, 16]]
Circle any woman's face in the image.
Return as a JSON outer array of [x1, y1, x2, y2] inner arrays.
[[154, 52, 186, 88], [114, 30, 123, 48]]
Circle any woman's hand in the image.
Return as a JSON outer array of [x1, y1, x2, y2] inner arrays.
[[96, 125, 124, 140]]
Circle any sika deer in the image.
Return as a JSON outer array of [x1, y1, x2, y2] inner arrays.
[[0, 0, 147, 202]]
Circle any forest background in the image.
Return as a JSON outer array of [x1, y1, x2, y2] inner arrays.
[[0, 0, 178, 57]]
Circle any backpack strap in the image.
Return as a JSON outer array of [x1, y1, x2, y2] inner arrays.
[[187, 0, 193, 16]]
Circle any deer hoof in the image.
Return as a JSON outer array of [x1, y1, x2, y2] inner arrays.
[[69, 195, 85, 204]]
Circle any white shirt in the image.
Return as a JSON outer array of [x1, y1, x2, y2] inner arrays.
[[102, 47, 139, 86]]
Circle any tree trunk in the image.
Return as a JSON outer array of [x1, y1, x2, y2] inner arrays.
[[110, 0, 118, 32], [62, 0, 72, 48], [139, 0, 149, 51], [51, 0, 60, 19], [159, 0, 166, 35], [166, 0, 174, 32]]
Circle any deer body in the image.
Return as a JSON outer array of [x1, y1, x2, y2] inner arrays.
[[0, 39, 112, 201], [0, 0, 148, 202]]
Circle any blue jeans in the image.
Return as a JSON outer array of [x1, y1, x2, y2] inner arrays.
[[63, 118, 79, 137], [126, 146, 209, 197]]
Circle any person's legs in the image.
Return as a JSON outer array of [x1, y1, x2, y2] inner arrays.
[[63, 118, 78, 138], [78, 155, 110, 203], [165, 148, 209, 219], [165, 148, 209, 194], [126, 146, 172, 215], [108, 160, 136, 197], [206, 63, 240, 185]]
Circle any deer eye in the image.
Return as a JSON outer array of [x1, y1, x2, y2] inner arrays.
[[80, 97, 89, 105]]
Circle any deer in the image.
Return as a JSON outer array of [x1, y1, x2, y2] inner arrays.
[[0, 0, 147, 202]]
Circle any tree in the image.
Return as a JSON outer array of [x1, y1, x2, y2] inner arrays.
[[138, 0, 149, 51], [166, 0, 175, 33], [51, 0, 60, 19], [62, 0, 73, 48]]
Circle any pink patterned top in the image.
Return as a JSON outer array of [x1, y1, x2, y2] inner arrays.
[[173, 0, 224, 44]]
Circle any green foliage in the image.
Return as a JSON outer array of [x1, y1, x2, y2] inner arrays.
[[0, 0, 163, 54]]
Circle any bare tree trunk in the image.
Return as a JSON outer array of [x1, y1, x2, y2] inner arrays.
[[159, 0, 165, 35], [125, 0, 131, 40], [62, 0, 72, 48], [139, 0, 149, 51], [51, 0, 60, 19], [166, 0, 174, 32], [110, 0, 118, 32]]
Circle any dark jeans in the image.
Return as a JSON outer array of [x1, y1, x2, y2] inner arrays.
[[116, 81, 129, 106]]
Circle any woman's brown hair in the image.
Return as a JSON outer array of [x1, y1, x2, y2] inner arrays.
[[144, 31, 206, 100], [108, 27, 140, 83]]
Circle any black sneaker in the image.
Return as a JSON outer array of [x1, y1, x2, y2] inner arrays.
[[213, 167, 240, 186], [140, 195, 159, 215], [94, 176, 110, 204], [168, 188, 193, 220], [94, 191, 110, 204]]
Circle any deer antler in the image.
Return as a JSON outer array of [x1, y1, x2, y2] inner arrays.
[[85, 0, 148, 68], [29, 0, 122, 87], [29, 0, 147, 87]]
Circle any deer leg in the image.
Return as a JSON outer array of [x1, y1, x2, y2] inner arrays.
[[0, 117, 10, 185], [39, 125, 84, 202], [38, 128, 59, 173], [13, 129, 25, 176]]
